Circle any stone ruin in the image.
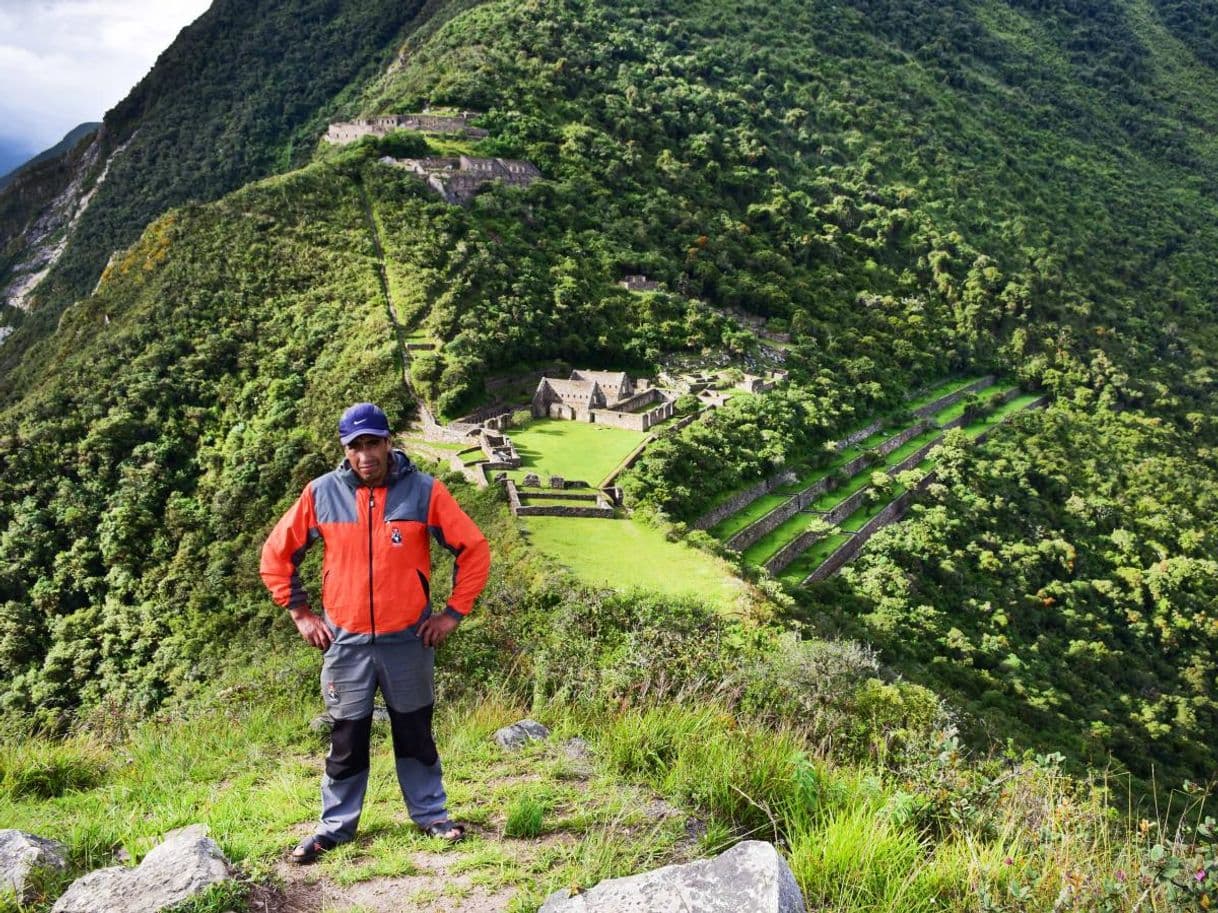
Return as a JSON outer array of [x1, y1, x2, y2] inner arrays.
[[479, 428, 521, 469], [619, 274, 662, 292], [531, 369, 675, 432], [326, 111, 488, 144], [379, 155, 541, 204]]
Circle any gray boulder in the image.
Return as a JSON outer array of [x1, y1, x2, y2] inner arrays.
[[51, 825, 231, 913], [0, 830, 69, 901], [494, 719, 550, 750], [538, 840, 804, 913]]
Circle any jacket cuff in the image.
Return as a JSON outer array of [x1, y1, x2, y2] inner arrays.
[[443, 606, 467, 623]]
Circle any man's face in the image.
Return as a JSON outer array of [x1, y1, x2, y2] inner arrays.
[[345, 435, 391, 486]]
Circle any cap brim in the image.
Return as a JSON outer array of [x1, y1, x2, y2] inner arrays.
[[340, 429, 392, 446]]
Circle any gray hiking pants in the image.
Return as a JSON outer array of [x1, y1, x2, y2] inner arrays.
[[317, 639, 448, 842]]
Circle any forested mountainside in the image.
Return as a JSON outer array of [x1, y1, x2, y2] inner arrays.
[[0, 0, 450, 374], [1, 0, 1216, 793]]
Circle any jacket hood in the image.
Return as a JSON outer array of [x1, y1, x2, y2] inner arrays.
[[336, 448, 415, 489]]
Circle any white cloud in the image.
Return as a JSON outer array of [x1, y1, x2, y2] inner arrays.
[[0, 0, 212, 151]]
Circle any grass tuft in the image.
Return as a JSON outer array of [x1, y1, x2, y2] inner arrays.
[[504, 795, 546, 838], [0, 737, 107, 800]]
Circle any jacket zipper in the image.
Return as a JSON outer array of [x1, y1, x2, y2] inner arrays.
[[367, 489, 376, 642]]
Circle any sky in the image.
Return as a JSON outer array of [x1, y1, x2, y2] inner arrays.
[[0, 0, 213, 157]]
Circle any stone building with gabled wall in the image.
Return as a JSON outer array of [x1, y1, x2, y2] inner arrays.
[[531, 370, 674, 431]]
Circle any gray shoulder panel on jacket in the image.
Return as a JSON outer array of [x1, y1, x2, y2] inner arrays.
[[384, 470, 434, 523], [312, 473, 358, 524]]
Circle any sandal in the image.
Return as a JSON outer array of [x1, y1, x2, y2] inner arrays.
[[290, 834, 336, 864], [422, 819, 466, 843]]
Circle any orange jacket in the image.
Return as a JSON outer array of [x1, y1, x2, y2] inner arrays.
[[261, 451, 490, 643]]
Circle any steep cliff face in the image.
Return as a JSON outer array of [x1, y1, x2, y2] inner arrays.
[[0, 128, 126, 314]]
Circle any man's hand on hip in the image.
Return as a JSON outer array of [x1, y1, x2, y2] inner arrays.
[[290, 607, 333, 650], [418, 612, 460, 648]]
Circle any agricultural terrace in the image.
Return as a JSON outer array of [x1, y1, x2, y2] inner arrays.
[[506, 418, 649, 486], [706, 376, 1042, 584], [524, 516, 750, 614]]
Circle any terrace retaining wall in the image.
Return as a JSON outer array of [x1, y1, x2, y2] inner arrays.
[[505, 480, 615, 518], [820, 485, 873, 527], [802, 491, 915, 583], [764, 526, 829, 576], [911, 375, 996, 419], [725, 475, 835, 551], [876, 420, 930, 457], [840, 419, 883, 448], [887, 434, 945, 477], [693, 469, 798, 531]]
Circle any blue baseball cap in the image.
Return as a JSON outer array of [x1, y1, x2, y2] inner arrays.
[[339, 403, 391, 445]]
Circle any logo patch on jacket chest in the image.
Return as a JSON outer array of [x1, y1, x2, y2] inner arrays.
[[390, 527, 403, 546]]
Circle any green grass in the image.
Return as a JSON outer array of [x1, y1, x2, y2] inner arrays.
[[808, 471, 874, 512], [524, 517, 749, 613], [932, 381, 1017, 426], [504, 794, 547, 838], [904, 375, 988, 412], [961, 393, 1043, 438], [0, 648, 1184, 913], [741, 511, 825, 566], [507, 419, 647, 486], [0, 663, 698, 913], [777, 533, 854, 585]]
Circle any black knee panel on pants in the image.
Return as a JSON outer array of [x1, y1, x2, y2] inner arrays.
[[388, 703, 439, 765], [326, 715, 373, 780]]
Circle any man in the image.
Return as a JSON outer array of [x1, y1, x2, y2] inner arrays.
[[261, 402, 490, 863]]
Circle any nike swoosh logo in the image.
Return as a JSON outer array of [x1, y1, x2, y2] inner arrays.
[[353, 419, 366, 425]]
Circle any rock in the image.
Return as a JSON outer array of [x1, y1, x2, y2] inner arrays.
[[523, 473, 541, 487], [548, 475, 565, 489], [51, 825, 231, 913], [538, 840, 803, 913], [494, 719, 550, 750], [0, 830, 69, 901]]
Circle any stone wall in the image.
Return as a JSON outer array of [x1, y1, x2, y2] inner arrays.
[[590, 399, 674, 431], [839, 419, 883, 448], [764, 525, 826, 575], [876, 420, 930, 457], [802, 491, 915, 583], [505, 480, 614, 518], [887, 433, 945, 477], [693, 469, 798, 531], [725, 475, 835, 552], [820, 485, 872, 527], [612, 387, 663, 413], [911, 375, 996, 420]]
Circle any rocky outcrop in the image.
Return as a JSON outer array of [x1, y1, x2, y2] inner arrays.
[[51, 825, 230, 913], [494, 719, 550, 750], [0, 830, 69, 901], [538, 840, 804, 913]]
